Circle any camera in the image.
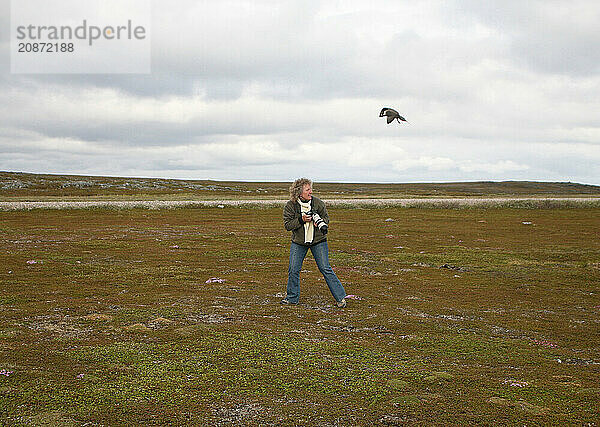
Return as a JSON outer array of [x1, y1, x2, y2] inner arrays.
[[307, 211, 328, 234]]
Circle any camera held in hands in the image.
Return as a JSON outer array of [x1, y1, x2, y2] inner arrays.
[[307, 211, 328, 234]]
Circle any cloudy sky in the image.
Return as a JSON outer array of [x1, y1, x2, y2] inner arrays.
[[1, 0, 599, 184]]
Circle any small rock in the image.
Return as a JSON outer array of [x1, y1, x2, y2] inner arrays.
[[439, 263, 469, 272], [412, 262, 431, 268]]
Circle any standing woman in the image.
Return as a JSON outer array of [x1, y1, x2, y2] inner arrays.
[[282, 178, 347, 307]]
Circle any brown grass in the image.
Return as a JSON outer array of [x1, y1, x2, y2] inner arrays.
[[1, 205, 599, 425]]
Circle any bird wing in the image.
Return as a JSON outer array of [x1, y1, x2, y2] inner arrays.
[[386, 115, 394, 124]]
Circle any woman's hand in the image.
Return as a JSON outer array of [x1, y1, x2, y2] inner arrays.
[[302, 213, 312, 223]]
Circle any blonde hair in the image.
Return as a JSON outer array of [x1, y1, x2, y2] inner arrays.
[[289, 178, 312, 202]]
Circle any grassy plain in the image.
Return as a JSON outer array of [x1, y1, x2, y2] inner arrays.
[[1, 203, 599, 425]]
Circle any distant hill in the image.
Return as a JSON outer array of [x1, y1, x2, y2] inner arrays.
[[1, 171, 599, 200]]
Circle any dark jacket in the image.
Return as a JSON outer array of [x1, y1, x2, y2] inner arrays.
[[283, 196, 329, 246]]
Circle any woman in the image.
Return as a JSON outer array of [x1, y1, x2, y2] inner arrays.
[[282, 178, 347, 307]]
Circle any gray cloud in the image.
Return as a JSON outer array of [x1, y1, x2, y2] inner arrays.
[[1, 0, 599, 184], [454, 0, 600, 76]]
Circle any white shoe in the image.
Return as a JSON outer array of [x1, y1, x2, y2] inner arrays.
[[336, 298, 347, 308]]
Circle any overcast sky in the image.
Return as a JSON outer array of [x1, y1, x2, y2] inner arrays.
[[1, 0, 599, 184]]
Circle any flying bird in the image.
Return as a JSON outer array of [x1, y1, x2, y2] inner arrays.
[[379, 107, 408, 124]]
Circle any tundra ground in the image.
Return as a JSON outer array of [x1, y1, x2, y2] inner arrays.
[[1, 206, 599, 425]]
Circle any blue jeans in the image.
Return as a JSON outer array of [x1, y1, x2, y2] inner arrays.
[[286, 240, 346, 303]]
